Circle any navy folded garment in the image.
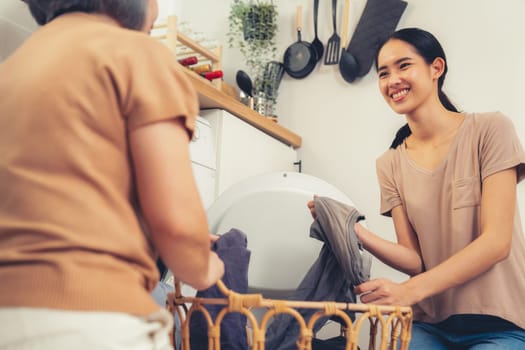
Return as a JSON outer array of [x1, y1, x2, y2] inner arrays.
[[346, 0, 407, 78], [312, 336, 348, 350], [189, 228, 251, 350]]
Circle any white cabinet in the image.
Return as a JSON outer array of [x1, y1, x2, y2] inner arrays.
[[189, 117, 216, 209], [190, 165, 215, 209], [199, 109, 298, 197]]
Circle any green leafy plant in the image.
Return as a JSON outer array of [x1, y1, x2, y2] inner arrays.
[[227, 0, 278, 96]]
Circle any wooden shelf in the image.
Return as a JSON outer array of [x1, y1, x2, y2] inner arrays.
[[153, 16, 302, 148], [185, 72, 302, 148]]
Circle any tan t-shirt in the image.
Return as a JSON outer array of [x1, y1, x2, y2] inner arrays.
[[0, 13, 198, 315], [377, 112, 525, 328]]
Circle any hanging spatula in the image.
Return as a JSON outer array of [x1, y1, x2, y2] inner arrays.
[[324, 0, 341, 65]]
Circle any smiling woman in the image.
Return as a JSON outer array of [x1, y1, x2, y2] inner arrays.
[[375, 28, 459, 149], [352, 27, 525, 349]]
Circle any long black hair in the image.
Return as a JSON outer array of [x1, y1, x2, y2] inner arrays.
[[375, 28, 459, 149], [22, 0, 147, 30]]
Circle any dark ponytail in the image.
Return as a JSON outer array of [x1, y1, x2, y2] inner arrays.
[[389, 124, 411, 149], [438, 90, 457, 114], [376, 28, 459, 149]]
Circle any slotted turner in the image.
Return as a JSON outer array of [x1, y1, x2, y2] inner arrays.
[[324, 0, 341, 65]]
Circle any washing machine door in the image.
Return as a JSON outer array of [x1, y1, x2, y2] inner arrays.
[[207, 172, 356, 298]]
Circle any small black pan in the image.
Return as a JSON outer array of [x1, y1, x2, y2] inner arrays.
[[283, 5, 318, 79]]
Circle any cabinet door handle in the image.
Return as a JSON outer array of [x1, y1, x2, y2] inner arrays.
[[191, 124, 201, 142], [294, 160, 302, 173]]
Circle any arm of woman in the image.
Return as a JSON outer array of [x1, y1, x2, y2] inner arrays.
[[355, 205, 423, 276], [308, 195, 423, 274], [357, 167, 516, 306], [130, 118, 224, 291]]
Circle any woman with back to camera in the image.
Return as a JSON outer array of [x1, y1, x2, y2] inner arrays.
[[356, 28, 525, 348], [310, 27, 525, 348], [0, 0, 224, 349]]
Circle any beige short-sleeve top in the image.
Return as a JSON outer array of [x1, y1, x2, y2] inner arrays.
[[0, 13, 198, 315], [376, 112, 525, 328]]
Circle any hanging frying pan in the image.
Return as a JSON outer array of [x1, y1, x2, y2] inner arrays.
[[283, 5, 318, 79]]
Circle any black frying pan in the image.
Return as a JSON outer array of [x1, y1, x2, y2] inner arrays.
[[283, 5, 318, 79]]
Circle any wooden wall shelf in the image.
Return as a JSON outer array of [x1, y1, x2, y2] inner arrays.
[[152, 16, 302, 149], [185, 72, 302, 148]]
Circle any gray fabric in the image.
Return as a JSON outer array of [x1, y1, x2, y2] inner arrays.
[[312, 196, 372, 285], [265, 197, 372, 350]]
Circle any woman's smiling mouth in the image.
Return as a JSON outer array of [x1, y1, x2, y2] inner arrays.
[[391, 89, 409, 102]]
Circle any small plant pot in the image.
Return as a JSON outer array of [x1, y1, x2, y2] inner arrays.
[[242, 7, 274, 41]]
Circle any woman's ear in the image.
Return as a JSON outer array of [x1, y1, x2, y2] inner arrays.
[[431, 57, 445, 80]]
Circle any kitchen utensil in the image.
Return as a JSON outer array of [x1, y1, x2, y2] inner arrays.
[[236, 70, 253, 97], [262, 61, 285, 100], [283, 5, 318, 79], [339, 0, 359, 83], [324, 0, 341, 65], [258, 61, 285, 117], [345, 0, 407, 78], [310, 0, 324, 63]]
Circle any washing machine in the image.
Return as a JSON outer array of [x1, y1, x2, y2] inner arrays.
[[207, 171, 358, 297], [172, 170, 366, 345]]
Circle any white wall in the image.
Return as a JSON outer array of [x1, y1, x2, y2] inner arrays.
[[2, 0, 524, 282], [0, 1, 37, 61]]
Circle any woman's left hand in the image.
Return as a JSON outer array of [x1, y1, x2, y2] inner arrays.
[[355, 278, 419, 306]]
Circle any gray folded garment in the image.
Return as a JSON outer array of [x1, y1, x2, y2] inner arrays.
[[265, 196, 372, 350], [312, 196, 372, 286]]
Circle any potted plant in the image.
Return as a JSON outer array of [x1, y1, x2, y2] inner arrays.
[[228, 0, 279, 113]]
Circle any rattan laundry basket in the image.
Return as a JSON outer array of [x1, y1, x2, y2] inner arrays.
[[166, 280, 412, 350]]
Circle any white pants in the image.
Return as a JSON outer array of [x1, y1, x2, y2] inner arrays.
[[0, 307, 174, 350]]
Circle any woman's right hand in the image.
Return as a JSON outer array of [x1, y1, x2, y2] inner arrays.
[[354, 222, 365, 241], [307, 195, 317, 219]]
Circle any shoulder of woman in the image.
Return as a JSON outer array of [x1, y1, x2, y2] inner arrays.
[[377, 145, 401, 163], [376, 149, 390, 166], [470, 111, 513, 128], [376, 147, 401, 175], [116, 32, 190, 81]]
